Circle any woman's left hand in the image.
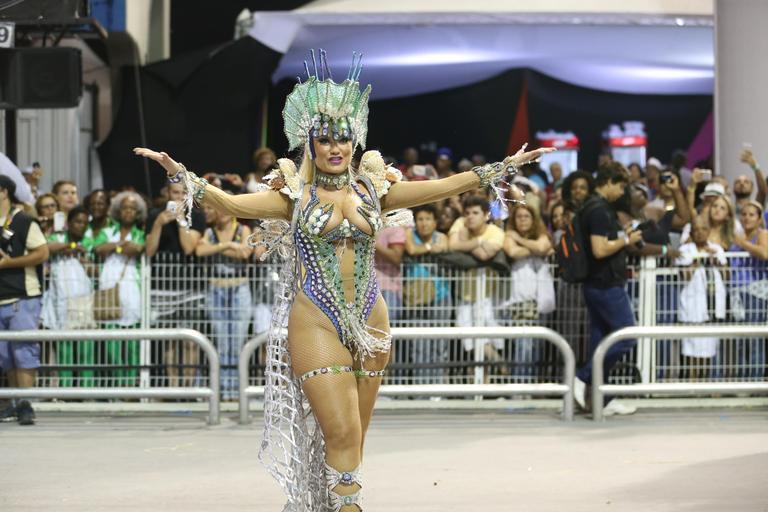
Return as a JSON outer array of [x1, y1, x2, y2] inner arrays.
[[505, 144, 557, 168], [133, 147, 182, 176]]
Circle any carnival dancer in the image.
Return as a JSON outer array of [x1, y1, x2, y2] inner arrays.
[[135, 50, 553, 512]]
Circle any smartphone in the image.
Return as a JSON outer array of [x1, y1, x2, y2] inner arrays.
[[53, 211, 66, 232], [700, 169, 712, 181], [166, 200, 177, 213], [659, 173, 674, 184]]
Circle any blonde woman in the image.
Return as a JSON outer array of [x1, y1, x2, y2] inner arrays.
[[135, 50, 553, 512], [503, 203, 554, 379]]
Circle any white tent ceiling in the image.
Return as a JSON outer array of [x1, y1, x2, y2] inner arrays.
[[249, 2, 714, 99]]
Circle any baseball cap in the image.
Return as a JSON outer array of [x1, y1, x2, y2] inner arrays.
[[436, 147, 453, 160], [700, 182, 726, 198], [632, 183, 650, 198], [646, 157, 662, 169]]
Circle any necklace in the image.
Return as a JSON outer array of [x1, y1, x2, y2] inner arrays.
[[314, 169, 350, 190]]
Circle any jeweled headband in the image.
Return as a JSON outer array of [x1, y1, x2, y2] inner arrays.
[[282, 49, 372, 152]]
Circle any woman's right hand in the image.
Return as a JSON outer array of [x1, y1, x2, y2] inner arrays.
[[133, 147, 182, 176]]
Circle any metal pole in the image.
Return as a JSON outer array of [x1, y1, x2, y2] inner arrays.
[[4, 108, 16, 163], [239, 332, 269, 425], [592, 325, 768, 421]]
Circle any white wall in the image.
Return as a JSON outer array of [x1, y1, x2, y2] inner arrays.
[[715, 0, 768, 188], [0, 89, 98, 198], [126, 0, 170, 64]]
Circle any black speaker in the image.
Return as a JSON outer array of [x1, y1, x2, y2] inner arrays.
[[0, 47, 82, 109]]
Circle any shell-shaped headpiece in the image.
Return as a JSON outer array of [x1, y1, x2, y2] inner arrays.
[[282, 49, 372, 152]]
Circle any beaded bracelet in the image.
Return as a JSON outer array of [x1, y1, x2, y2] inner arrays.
[[471, 160, 518, 187], [167, 163, 185, 184], [190, 174, 209, 203]]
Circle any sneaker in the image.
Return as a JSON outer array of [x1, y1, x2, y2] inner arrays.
[[0, 403, 18, 422], [602, 400, 637, 417], [573, 377, 587, 410], [16, 400, 35, 426]]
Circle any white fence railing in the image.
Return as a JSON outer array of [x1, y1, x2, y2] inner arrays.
[[238, 327, 577, 424], [592, 325, 768, 421], [10, 251, 766, 403], [0, 329, 220, 424]]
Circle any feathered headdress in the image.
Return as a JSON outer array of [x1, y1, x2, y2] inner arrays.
[[282, 49, 372, 152]]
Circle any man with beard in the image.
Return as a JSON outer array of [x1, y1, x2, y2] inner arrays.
[[734, 147, 767, 214]]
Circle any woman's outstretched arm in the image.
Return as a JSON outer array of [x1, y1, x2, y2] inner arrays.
[[380, 146, 556, 212], [203, 186, 292, 220], [133, 148, 292, 221], [380, 172, 480, 212]]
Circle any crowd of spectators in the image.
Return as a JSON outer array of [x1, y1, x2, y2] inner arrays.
[[1, 142, 768, 421]]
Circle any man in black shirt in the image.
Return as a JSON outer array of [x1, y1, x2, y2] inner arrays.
[[575, 166, 642, 416], [0, 176, 49, 425], [145, 182, 207, 388]]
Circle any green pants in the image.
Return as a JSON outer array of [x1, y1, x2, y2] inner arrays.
[[57, 341, 95, 388], [105, 323, 140, 387]]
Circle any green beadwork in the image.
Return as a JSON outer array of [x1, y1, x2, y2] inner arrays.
[[299, 209, 376, 352], [283, 76, 371, 151]]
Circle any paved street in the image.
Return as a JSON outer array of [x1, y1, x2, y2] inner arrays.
[[1, 408, 767, 511]]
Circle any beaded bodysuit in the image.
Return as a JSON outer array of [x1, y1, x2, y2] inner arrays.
[[294, 176, 385, 359]]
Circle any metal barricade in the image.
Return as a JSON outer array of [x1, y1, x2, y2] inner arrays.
[[640, 251, 768, 384], [592, 325, 768, 421], [0, 329, 221, 425], [238, 326, 576, 424]]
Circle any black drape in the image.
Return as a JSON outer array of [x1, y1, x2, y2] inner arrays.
[[97, 36, 281, 195], [525, 70, 712, 170], [266, 68, 711, 169]]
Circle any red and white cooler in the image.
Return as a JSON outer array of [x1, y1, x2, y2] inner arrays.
[[536, 130, 579, 181], [604, 122, 647, 167]]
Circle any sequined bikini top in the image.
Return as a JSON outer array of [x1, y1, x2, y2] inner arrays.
[[300, 179, 383, 242], [293, 176, 385, 357]]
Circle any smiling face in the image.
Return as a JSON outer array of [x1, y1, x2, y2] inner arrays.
[[312, 135, 353, 174], [88, 191, 109, 220]]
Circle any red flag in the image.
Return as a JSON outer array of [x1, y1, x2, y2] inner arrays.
[[506, 77, 530, 156]]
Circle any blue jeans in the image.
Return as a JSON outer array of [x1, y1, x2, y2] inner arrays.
[[403, 296, 452, 384], [380, 289, 402, 326], [0, 297, 42, 372], [207, 283, 252, 399], [738, 293, 767, 379], [577, 285, 637, 385]]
